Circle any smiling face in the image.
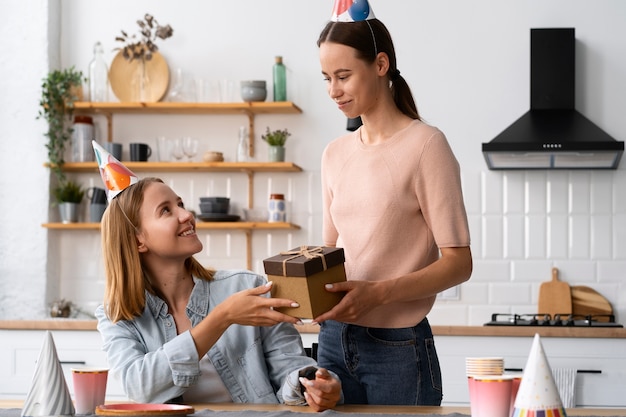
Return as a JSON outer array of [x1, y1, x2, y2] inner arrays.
[[320, 41, 389, 120], [135, 182, 202, 262]]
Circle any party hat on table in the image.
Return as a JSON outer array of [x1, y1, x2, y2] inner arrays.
[[511, 334, 567, 417], [22, 331, 75, 417], [92, 140, 139, 202], [331, 0, 376, 22]]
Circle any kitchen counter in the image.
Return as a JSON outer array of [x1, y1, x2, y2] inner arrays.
[[1, 320, 624, 338], [1, 401, 626, 416]]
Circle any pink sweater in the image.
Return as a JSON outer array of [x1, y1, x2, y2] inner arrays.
[[321, 120, 470, 328]]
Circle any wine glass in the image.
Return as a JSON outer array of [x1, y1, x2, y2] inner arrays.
[[183, 137, 199, 162], [171, 138, 185, 162]]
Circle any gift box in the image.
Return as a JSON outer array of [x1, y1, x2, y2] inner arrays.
[[263, 246, 346, 318]]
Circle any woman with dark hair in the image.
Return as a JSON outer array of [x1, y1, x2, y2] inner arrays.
[[314, 1, 472, 405], [92, 142, 341, 409]]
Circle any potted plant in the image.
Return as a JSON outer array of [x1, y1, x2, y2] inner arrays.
[[37, 66, 85, 183], [261, 127, 291, 162], [53, 179, 85, 223]]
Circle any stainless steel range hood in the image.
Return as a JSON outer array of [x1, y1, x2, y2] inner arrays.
[[482, 28, 624, 170]]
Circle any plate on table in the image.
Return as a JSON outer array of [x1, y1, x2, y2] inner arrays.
[[197, 213, 240, 222], [95, 404, 194, 416]]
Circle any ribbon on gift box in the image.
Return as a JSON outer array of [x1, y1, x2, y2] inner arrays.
[[279, 246, 328, 276]]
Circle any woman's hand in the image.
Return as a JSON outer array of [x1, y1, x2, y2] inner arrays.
[[300, 368, 342, 411], [312, 280, 380, 324], [219, 281, 303, 327]]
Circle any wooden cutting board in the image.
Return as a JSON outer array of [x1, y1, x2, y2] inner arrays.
[[571, 285, 613, 321], [538, 267, 572, 316]]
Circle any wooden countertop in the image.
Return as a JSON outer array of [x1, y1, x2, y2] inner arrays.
[[1, 320, 624, 338], [0, 400, 624, 416]]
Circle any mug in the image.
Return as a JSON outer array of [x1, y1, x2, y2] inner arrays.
[[89, 203, 107, 223], [130, 143, 152, 162], [87, 187, 107, 205], [102, 142, 123, 161]]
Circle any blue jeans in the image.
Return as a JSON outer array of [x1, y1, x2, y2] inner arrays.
[[317, 318, 443, 405]]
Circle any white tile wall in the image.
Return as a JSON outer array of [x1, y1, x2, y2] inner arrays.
[[431, 170, 626, 326]]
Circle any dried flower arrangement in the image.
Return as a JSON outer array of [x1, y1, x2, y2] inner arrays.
[[115, 13, 174, 62]]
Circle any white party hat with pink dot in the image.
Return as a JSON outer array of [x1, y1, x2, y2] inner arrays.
[[511, 334, 567, 417], [331, 0, 376, 22], [92, 140, 139, 202], [21, 331, 75, 417]]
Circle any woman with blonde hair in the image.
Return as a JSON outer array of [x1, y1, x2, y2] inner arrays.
[[93, 142, 341, 409]]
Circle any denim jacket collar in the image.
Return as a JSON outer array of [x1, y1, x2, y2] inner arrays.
[[145, 276, 209, 320]]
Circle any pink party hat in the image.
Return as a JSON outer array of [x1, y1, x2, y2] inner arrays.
[[92, 140, 139, 202], [21, 331, 75, 417], [331, 0, 376, 22], [512, 334, 567, 417]]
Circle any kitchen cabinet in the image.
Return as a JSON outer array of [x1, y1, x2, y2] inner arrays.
[[435, 335, 626, 408], [43, 102, 305, 269], [0, 330, 126, 400]]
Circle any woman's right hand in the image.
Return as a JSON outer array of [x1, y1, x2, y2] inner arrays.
[[219, 281, 303, 327]]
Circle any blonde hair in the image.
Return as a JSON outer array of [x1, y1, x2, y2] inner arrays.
[[100, 177, 214, 322]]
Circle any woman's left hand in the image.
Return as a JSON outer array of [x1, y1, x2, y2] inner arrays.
[[312, 280, 380, 324], [300, 368, 342, 411]]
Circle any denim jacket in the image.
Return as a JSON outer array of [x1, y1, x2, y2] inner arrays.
[[95, 270, 325, 404]]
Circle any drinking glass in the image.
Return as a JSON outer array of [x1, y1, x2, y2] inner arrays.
[[183, 137, 198, 162], [171, 138, 185, 162]]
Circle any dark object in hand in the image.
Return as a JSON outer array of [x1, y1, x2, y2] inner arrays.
[[298, 366, 318, 395]]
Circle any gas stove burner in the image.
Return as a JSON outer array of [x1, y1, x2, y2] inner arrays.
[[484, 313, 623, 327]]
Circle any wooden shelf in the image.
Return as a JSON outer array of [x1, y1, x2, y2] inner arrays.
[[42, 222, 300, 230], [49, 161, 303, 173], [73, 101, 303, 115], [73, 101, 303, 157]]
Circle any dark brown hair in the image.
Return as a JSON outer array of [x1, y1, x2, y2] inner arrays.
[[101, 177, 214, 322], [318, 19, 420, 120]]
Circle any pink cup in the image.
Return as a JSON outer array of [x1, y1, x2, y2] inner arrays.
[[471, 375, 513, 417], [71, 368, 108, 415], [510, 375, 522, 416]]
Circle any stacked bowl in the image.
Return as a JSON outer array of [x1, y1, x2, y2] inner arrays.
[[199, 197, 230, 214], [197, 197, 240, 222]]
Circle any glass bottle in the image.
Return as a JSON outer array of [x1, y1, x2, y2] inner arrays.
[[237, 126, 249, 162], [273, 56, 287, 102], [88, 41, 109, 102]]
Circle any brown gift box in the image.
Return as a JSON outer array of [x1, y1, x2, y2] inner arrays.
[[263, 246, 346, 318]]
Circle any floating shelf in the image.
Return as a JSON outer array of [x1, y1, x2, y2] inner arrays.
[[48, 161, 303, 173]]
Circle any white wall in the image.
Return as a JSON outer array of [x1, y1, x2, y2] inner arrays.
[[1, 0, 625, 325]]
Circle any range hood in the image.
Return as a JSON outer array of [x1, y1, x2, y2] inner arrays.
[[482, 28, 624, 170]]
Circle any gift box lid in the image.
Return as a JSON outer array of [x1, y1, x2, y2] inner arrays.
[[263, 246, 345, 277]]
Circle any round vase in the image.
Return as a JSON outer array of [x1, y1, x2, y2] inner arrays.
[[268, 146, 285, 162]]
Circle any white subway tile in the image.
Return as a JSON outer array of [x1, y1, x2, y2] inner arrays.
[[590, 171, 613, 215], [614, 214, 626, 258], [612, 173, 626, 214], [546, 171, 569, 214], [511, 260, 553, 282], [504, 214, 524, 259], [524, 171, 547, 214], [553, 261, 596, 283], [525, 215, 547, 259], [591, 215, 612, 259], [503, 171, 524, 214], [481, 215, 503, 258], [490, 283, 532, 304], [547, 214, 568, 259], [468, 214, 483, 259], [481, 171, 503, 215], [471, 260, 510, 282], [568, 215, 591, 259], [598, 261, 626, 282], [568, 171, 591, 214]]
